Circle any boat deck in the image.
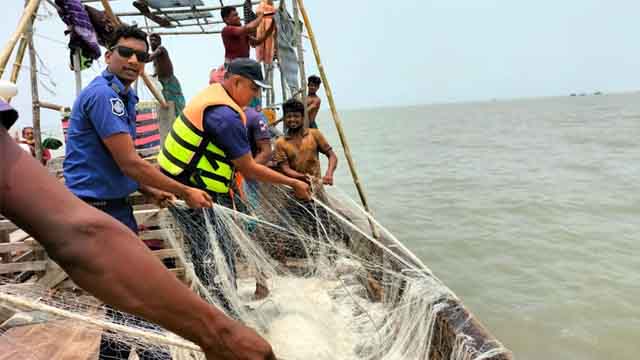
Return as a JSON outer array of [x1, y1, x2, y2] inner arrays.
[[0, 319, 99, 360]]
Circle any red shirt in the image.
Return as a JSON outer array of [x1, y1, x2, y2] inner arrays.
[[222, 25, 250, 61]]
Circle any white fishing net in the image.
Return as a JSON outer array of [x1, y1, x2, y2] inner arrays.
[[0, 183, 511, 360]]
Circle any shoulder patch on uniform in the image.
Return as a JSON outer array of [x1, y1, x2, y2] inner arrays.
[[110, 98, 126, 117]]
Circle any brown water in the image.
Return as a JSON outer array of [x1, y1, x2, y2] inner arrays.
[[319, 93, 640, 360]]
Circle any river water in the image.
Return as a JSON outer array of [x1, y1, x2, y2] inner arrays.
[[319, 93, 640, 360]]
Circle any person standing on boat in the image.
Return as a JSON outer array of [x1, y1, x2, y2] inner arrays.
[[221, 6, 275, 66], [158, 58, 311, 309], [243, 102, 273, 300], [63, 25, 212, 360], [18, 126, 51, 165], [275, 98, 337, 186], [306, 75, 322, 129], [148, 33, 186, 115], [0, 98, 277, 360], [273, 98, 339, 257]]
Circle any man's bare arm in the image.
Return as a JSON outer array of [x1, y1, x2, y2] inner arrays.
[[102, 133, 212, 208], [249, 20, 276, 46], [242, 12, 265, 33], [0, 128, 274, 360], [147, 46, 166, 62], [278, 162, 308, 182], [253, 139, 272, 166], [232, 153, 310, 200]]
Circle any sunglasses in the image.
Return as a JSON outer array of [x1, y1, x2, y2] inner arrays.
[[110, 45, 149, 62]]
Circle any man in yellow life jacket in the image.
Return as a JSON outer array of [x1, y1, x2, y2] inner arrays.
[[159, 58, 310, 310]]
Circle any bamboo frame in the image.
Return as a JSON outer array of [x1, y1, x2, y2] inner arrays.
[[0, 0, 41, 79], [26, 4, 44, 163], [292, 0, 309, 128], [73, 51, 82, 96], [9, 38, 28, 84], [295, 0, 375, 220], [115, 1, 261, 17], [153, 30, 221, 36], [37, 101, 67, 111]]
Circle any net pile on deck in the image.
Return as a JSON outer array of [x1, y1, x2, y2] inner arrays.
[[0, 183, 509, 360]]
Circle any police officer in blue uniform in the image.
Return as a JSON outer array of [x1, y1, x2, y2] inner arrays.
[[64, 25, 212, 233], [63, 25, 213, 360]]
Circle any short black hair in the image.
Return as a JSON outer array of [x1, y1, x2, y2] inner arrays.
[[283, 99, 304, 115], [308, 75, 321, 85], [108, 25, 149, 51], [221, 6, 236, 19]]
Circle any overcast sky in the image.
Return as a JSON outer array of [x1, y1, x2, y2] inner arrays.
[[2, 0, 640, 134]]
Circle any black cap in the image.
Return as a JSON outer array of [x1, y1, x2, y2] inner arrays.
[[0, 98, 18, 130], [227, 58, 271, 89]]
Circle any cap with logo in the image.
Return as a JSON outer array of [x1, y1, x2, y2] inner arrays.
[[227, 58, 272, 89]]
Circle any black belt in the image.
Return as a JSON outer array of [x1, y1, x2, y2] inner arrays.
[[79, 196, 131, 208]]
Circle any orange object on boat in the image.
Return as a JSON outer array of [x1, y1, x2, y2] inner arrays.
[[255, 1, 276, 64]]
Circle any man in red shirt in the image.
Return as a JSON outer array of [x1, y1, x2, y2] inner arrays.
[[221, 6, 275, 65]]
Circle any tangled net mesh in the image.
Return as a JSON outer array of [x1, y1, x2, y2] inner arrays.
[[0, 183, 510, 360]]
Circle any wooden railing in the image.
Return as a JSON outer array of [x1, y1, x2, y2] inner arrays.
[[0, 207, 185, 287]]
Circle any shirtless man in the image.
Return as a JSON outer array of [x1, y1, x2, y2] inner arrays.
[[148, 33, 186, 114], [306, 75, 322, 129]]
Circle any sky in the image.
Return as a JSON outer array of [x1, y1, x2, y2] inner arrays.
[[2, 0, 640, 134]]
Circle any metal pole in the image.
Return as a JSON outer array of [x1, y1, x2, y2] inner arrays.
[[115, 1, 261, 17], [291, 0, 308, 128], [73, 50, 82, 96], [27, 14, 43, 163], [296, 0, 376, 222], [0, 0, 42, 78]]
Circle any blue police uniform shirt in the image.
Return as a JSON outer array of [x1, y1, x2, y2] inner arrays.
[[64, 70, 139, 199], [245, 107, 271, 157], [203, 105, 251, 160]]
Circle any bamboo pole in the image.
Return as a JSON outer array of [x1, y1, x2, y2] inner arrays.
[[37, 101, 66, 111], [141, 72, 167, 107], [0, 0, 42, 79], [291, 0, 309, 128], [9, 38, 29, 84], [99, 0, 119, 23], [73, 51, 82, 96], [27, 13, 43, 163], [296, 0, 377, 223]]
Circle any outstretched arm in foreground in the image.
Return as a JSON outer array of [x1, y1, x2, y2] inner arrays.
[[0, 128, 275, 360]]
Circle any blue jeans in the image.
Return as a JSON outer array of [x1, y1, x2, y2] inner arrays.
[[80, 197, 138, 234]]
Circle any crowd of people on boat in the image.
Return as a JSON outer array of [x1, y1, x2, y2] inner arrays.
[[1, 3, 338, 359]]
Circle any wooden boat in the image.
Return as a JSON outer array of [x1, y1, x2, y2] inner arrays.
[[0, 1, 512, 359]]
